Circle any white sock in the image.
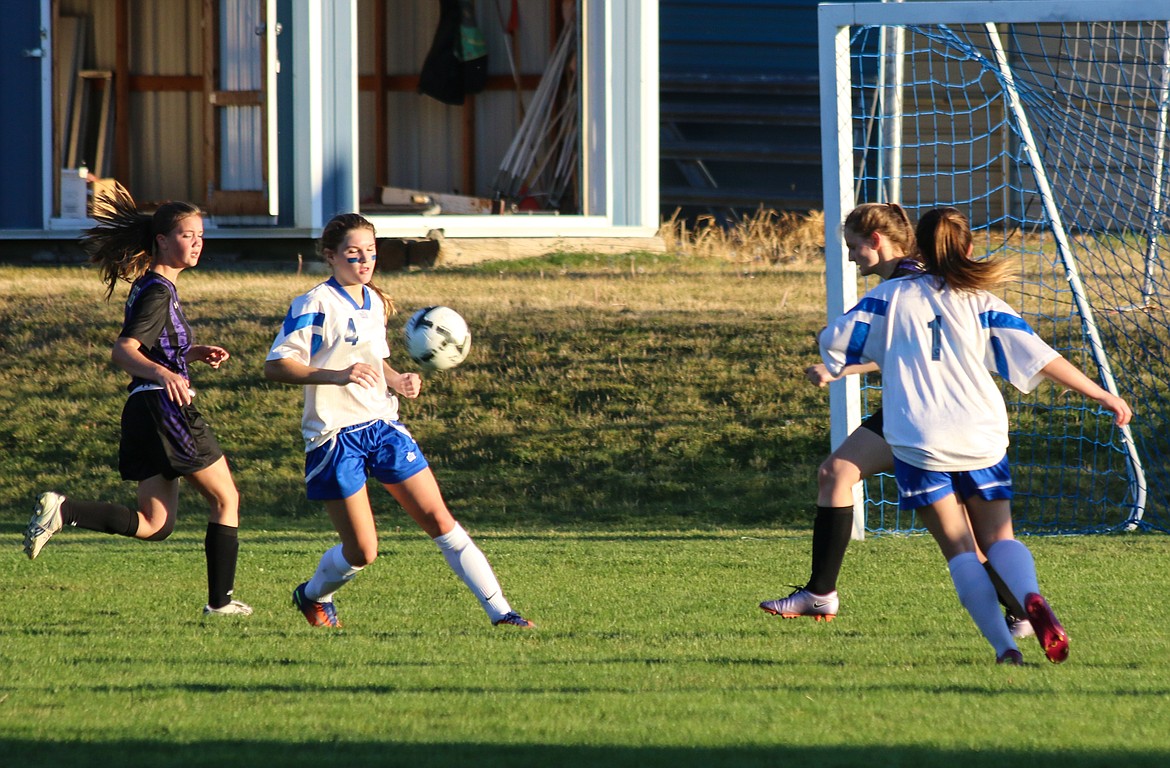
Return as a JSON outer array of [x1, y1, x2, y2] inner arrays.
[[949, 551, 1016, 656], [985, 538, 1041, 609], [434, 523, 512, 622], [305, 544, 363, 603]]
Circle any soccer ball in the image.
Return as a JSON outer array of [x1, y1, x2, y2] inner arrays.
[[403, 306, 472, 371]]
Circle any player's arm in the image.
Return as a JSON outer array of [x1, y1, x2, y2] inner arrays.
[[112, 337, 194, 406], [187, 345, 230, 368], [805, 360, 880, 387], [1039, 356, 1133, 426], [263, 356, 381, 389], [383, 360, 421, 399]]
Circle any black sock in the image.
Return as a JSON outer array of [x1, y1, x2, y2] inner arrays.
[[205, 523, 240, 609], [983, 561, 1023, 617], [61, 498, 139, 537], [807, 505, 854, 595]]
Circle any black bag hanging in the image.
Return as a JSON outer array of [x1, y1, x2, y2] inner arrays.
[[419, 0, 488, 105]]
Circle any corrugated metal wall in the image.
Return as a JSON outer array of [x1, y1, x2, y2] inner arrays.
[[659, 0, 819, 77], [658, 0, 825, 220], [59, 0, 205, 204], [357, 0, 559, 201]]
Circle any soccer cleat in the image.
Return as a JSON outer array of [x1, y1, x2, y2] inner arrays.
[[24, 492, 66, 560], [1024, 592, 1069, 664], [759, 587, 839, 621], [292, 582, 341, 627], [996, 648, 1025, 666], [1006, 612, 1035, 640], [203, 600, 254, 617], [493, 611, 535, 628]]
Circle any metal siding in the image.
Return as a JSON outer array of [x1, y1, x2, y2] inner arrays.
[[130, 3, 203, 203], [0, 1, 45, 227], [659, 0, 822, 77], [359, 0, 554, 200]]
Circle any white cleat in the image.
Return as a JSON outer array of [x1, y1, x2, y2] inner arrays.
[[203, 600, 254, 617], [760, 587, 839, 622], [1007, 612, 1035, 640], [24, 492, 66, 560]]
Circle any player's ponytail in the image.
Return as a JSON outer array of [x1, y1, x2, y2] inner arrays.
[[81, 184, 203, 300], [916, 206, 1016, 291]]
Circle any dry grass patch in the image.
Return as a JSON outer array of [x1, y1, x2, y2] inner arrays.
[[658, 208, 826, 265]]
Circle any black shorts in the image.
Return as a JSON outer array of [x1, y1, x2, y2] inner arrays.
[[859, 408, 884, 437], [119, 390, 224, 481]]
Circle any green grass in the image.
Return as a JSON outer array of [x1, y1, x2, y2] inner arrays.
[[4, 528, 1169, 767], [2, 261, 1169, 767]]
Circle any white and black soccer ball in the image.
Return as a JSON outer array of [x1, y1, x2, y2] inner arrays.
[[403, 306, 472, 371]]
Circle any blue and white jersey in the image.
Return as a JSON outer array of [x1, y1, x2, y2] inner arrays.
[[819, 275, 1060, 471], [267, 278, 397, 449]]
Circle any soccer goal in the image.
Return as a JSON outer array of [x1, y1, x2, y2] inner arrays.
[[819, 0, 1169, 535]]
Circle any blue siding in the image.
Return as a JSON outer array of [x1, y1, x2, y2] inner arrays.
[[660, 0, 822, 77], [0, 3, 45, 228], [659, 0, 825, 218]]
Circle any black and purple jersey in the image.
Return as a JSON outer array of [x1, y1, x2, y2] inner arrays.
[[119, 272, 192, 392], [890, 257, 927, 279]]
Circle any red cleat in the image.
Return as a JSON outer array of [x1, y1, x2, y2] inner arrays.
[[1024, 592, 1069, 663]]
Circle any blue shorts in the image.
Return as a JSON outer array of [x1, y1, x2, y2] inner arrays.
[[305, 419, 429, 501], [893, 455, 1013, 511]]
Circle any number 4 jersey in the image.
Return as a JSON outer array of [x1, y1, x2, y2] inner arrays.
[[267, 277, 398, 449], [819, 274, 1060, 472]]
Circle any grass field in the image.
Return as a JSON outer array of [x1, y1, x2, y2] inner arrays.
[[2, 259, 1169, 767]]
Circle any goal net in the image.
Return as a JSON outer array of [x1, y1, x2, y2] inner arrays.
[[819, 1, 1168, 534]]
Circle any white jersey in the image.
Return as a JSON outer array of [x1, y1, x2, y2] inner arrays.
[[820, 275, 1060, 471], [267, 278, 399, 449]]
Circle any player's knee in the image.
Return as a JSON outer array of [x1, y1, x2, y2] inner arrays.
[[818, 456, 861, 492], [144, 514, 177, 542], [349, 544, 378, 567]]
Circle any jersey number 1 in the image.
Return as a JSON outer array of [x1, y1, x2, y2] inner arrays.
[[928, 315, 943, 361]]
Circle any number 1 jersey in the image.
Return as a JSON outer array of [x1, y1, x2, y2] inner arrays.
[[819, 274, 1060, 472]]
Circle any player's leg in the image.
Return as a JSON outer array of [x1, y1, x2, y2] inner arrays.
[[291, 430, 375, 627], [916, 492, 1019, 662], [293, 487, 377, 627], [759, 420, 891, 620], [809, 424, 893, 591], [385, 467, 533, 627], [966, 495, 1067, 663], [23, 490, 142, 559], [185, 456, 251, 616], [25, 395, 170, 558]]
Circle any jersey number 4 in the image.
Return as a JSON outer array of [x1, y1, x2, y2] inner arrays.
[[345, 319, 359, 346]]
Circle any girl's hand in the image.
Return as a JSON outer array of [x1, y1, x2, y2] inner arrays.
[[1098, 393, 1133, 427], [804, 363, 839, 387], [338, 362, 381, 389], [389, 371, 422, 399], [190, 345, 230, 369], [159, 368, 194, 406]]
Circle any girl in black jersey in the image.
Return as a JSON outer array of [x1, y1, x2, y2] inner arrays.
[[758, 203, 1028, 635], [22, 188, 251, 617]]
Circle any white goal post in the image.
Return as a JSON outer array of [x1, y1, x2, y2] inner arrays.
[[819, 0, 1164, 536]]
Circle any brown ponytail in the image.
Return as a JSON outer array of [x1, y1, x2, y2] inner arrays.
[[81, 184, 203, 300], [915, 207, 1016, 291]]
